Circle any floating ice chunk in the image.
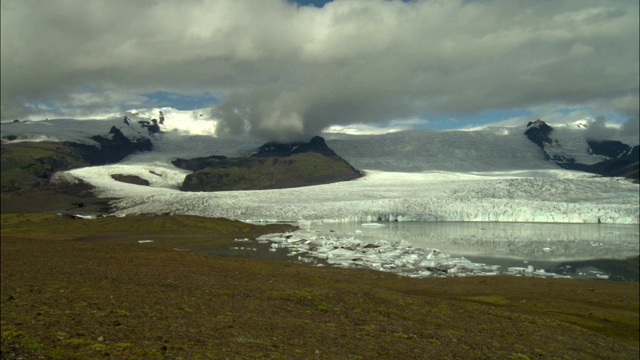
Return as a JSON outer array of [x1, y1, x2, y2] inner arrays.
[[258, 229, 558, 279], [426, 249, 448, 260], [73, 214, 98, 219], [361, 223, 385, 227], [326, 248, 356, 259]]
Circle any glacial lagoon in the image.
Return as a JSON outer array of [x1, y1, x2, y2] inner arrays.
[[245, 221, 640, 281]]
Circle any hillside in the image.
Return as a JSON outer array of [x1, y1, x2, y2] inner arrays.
[[176, 136, 363, 191], [0, 126, 152, 193]]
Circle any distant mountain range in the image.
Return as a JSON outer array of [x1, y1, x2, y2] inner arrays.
[[1, 116, 638, 198]]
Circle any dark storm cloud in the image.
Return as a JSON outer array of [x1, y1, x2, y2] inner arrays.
[[1, 0, 638, 141]]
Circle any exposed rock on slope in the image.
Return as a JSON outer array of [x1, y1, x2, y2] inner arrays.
[[66, 126, 152, 165], [524, 119, 555, 152], [175, 136, 363, 191], [582, 145, 639, 181], [524, 119, 639, 181]]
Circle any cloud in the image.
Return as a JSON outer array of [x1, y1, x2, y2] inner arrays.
[[1, 0, 638, 141], [619, 118, 640, 138], [584, 116, 618, 141]]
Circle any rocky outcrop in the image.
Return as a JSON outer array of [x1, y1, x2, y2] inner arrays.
[[171, 154, 228, 172], [525, 119, 554, 151], [583, 146, 639, 182], [176, 136, 363, 192], [587, 140, 632, 158], [66, 126, 152, 165], [252, 136, 338, 157]]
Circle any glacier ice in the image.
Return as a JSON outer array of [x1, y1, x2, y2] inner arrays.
[[107, 171, 639, 224]]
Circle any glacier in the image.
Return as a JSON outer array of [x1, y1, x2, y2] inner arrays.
[[101, 170, 638, 224]]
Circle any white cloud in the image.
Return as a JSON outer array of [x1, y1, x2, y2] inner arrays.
[[1, 0, 638, 141], [584, 116, 618, 141]]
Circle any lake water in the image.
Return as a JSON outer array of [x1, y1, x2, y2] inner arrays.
[[302, 221, 640, 281]]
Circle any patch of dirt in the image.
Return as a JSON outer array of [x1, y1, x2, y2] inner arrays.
[[110, 174, 150, 186]]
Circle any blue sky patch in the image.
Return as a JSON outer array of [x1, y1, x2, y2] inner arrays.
[[141, 91, 219, 110]]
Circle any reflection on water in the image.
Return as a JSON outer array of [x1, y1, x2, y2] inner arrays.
[[311, 222, 639, 260], [308, 222, 640, 281]]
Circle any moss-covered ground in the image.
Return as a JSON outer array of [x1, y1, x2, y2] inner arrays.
[[1, 213, 638, 359]]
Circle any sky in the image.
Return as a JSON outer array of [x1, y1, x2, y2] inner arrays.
[[1, 0, 638, 142]]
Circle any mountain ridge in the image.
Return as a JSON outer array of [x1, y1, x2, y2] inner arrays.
[[1, 115, 638, 198], [176, 136, 363, 192]]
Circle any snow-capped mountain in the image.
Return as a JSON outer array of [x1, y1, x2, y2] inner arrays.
[[524, 119, 639, 180], [525, 119, 633, 164], [1, 108, 638, 225]]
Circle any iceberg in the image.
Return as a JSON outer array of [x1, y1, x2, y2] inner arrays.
[[256, 230, 572, 279]]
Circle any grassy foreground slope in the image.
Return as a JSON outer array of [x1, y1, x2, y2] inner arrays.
[[1, 214, 638, 360]]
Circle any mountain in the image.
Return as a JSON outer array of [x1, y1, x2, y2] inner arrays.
[[524, 119, 555, 151], [175, 136, 363, 191], [524, 119, 639, 182], [1, 126, 151, 192]]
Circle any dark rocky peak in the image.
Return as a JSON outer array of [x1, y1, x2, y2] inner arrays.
[[587, 140, 632, 158], [65, 126, 152, 165], [524, 119, 554, 150], [107, 125, 129, 143], [526, 119, 551, 129], [252, 136, 336, 157], [172, 154, 228, 172]]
